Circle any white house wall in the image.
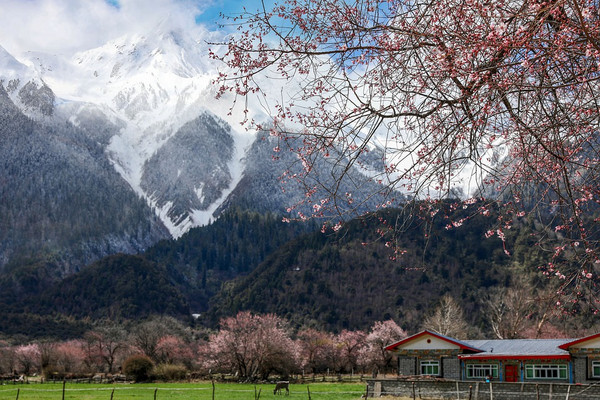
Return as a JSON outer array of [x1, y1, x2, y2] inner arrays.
[[399, 335, 462, 350], [569, 337, 600, 349]]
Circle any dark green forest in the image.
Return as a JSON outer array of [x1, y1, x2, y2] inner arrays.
[[0, 209, 314, 338], [0, 204, 578, 340], [206, 205, 553, 332]]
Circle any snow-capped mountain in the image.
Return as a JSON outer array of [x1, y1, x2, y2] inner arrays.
[[0, 45, 55, 116], [0, 51, 168, 272], [0, 25, 390, 273], [14, 26, 254, 238]]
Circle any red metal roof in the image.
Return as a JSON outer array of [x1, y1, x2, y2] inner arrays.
[[387, 331, 575, 361], [558, 332, 600, 350]]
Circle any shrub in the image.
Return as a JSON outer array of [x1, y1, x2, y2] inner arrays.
[[42, 364, 64, 381], [122, 355, 154, 382], [152, 363, 188, 381]]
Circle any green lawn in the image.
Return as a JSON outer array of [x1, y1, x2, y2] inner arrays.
[[0, 382, 367, 400]]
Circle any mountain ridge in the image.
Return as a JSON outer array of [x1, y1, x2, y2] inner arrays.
[[2, 29, 246, 237], [1, 28, 395, 273], [0, 77, 169, 274], [0, 205, 572, 340]]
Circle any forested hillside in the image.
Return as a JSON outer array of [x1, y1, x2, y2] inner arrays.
[[206, 205, 561, 333], [0, 84, 168, 276], [0, 204, 575, 340], [142, 209, 317, 312], [0, 209, 315, 338]]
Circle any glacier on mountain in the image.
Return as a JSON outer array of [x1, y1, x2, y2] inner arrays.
[[0, 45, 55, 116], [1, 24, 391, 241], [1, 27, 259, 238]]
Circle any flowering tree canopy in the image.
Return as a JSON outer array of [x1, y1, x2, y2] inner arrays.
[[296, 328, 338, 373], [335, 329, 367, 372], [359, 319, 407, 372], [204, 312, 298, 379], [83, 327, 127, 373], [15, 344, 40, 375], [212, 0, 600, 309]]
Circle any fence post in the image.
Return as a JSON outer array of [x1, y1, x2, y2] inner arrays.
[[307, 385, 312, 400], [412, 381, 416, 400], [490, 382, 493, 400], [212, 380, 215, 400], [110, 388, 114, 400], [62, 380, 66, 400], [15, 388, 19, 400], [154, 388, 158, 400], [456, 381, 460, 400]]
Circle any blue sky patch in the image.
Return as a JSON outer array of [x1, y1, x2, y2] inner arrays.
[[105, 0, 120, 9]]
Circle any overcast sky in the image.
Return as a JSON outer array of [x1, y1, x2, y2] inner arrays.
[[0, 0, 261, 57]]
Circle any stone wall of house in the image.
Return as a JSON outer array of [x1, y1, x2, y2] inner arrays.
[[366, 379, 600, 399], [572, 356, 587, 383], [442, 357, 461, 380], [398, 357, 416, 376], [567, 348, 600, 384]]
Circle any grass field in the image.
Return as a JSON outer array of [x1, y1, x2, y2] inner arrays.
[[0, 381, 369, 400]]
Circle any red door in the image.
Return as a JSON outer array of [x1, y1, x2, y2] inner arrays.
[[505, 364, 519, 382]]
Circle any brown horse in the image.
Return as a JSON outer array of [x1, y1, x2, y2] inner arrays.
[[273, 381, 289, 395]]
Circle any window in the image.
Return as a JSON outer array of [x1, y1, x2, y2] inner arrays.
[[525, 364, 568, 380], [592, 360, 600, 378], [466, 364, 499, 379], [420, 360, 440, 376]]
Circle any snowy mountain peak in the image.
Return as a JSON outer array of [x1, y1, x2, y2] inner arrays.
[[0, 46, 55, 116], [58, 27, 216, 129], [0, 45, 29, 77], [73, 28, 209, 82], [0, 25, 391, 242], [3, 27, 251, 238]]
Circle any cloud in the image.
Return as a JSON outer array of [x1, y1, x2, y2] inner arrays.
[[0, 0, 209, 57]]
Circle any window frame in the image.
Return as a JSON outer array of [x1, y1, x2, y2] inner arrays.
[[524, 364, 568, 380], [591, 360, 600, 378], [466, 363, 499, 379], [420, 360, 440, 376]]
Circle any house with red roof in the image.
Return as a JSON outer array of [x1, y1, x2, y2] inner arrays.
[[385, 330, 600, 383]]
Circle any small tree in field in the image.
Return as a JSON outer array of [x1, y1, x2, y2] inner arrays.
[[359, 320, 407, 373], [83, 326, 128, 373], [129, 316, 189, 363], [38, 341, 56, 377], [53, 340, 86, 376], [15, 344, 40, 375], [296, 328, 339, 374], [122, 355, 154, 382], [202, 311, 297, 379], [335, 329, 367, 373], [212, 0, 600, 311], [0, 342, 16, 375], [156, 335, 195, 367]]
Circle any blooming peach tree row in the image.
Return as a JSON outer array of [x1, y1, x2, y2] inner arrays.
[[0, 313, 406, 380]]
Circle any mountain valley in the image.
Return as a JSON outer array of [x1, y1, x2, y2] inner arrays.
[[0, 24, 581, 341]]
